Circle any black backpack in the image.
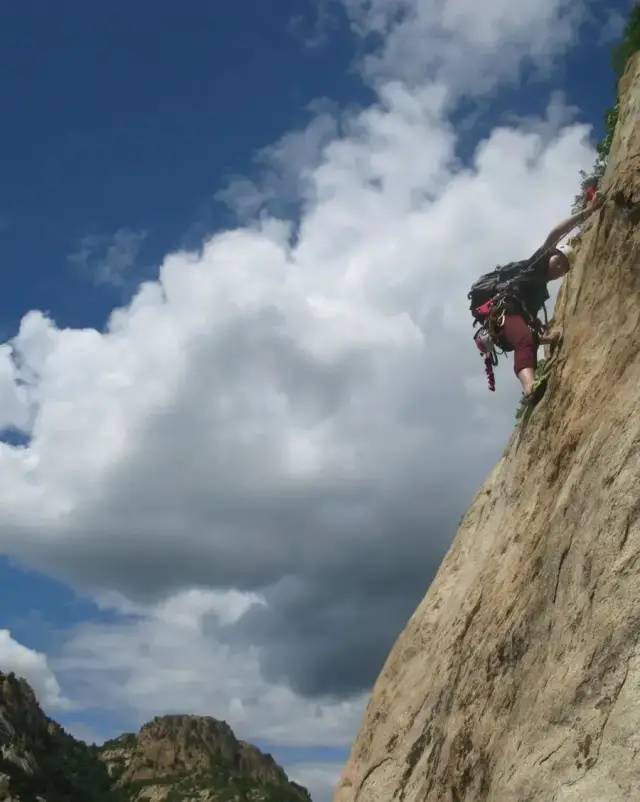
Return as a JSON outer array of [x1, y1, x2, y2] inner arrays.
[[468, 260, 530, 312], [468, 254, 551, 324]]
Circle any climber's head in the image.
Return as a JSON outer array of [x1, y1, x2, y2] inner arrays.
[[547, 250, 570, 281]]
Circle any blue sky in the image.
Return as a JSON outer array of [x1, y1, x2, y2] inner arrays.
[[0, 2, 636, 801], [0, 1, 366, 336], [0, 1, 628, 337]]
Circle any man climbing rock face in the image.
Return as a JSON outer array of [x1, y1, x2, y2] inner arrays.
[[469, 192, 605, 402]]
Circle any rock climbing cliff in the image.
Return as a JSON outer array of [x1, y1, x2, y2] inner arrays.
[[335, 52, 640, 802]]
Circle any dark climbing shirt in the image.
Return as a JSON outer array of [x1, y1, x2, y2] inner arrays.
[[507, 245, 556, 316]]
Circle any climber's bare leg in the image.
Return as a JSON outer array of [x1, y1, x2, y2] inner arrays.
[[517, 367, 535, 396]]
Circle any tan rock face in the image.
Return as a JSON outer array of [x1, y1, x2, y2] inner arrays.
[[334, 52, 640, 802]]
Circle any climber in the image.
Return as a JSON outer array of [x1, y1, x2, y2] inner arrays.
[[469, 191, 606, 401]]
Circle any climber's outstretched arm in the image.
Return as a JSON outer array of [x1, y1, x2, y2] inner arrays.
[[542, 194, 606, 250]]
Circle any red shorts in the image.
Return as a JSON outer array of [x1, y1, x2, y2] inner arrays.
[[501, 315, 537, 375]]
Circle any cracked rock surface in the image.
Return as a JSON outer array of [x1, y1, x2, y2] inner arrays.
[[334, 52, 640, 802]]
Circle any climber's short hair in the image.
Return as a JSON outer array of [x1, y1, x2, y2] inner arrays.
[[548, 250, 570, 281]]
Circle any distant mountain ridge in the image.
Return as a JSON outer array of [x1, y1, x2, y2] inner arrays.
[[99, 714, 311, 802], [0, 671, 310, 802]]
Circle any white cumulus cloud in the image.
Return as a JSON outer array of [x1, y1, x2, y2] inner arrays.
[[1, 93, 595, 722], [342, 0, 593, 92], [54, 589, 366, 748], [0, 630, 68, 710]]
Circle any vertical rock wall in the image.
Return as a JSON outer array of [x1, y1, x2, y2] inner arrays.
[[335, 52, 640, 802]]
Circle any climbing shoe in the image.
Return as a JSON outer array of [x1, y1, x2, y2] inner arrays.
[[515, 362, 551, 420]]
